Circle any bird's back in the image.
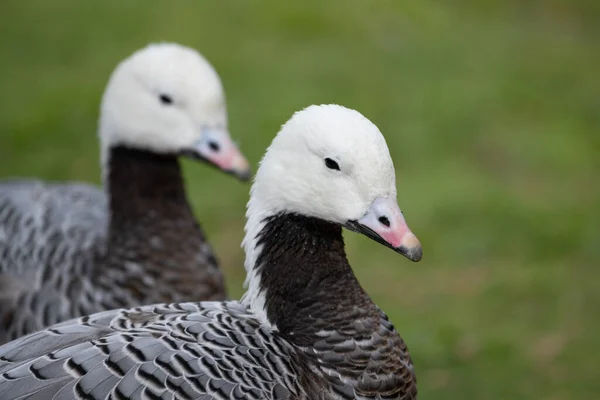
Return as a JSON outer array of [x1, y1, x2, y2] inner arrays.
[[0, 301, 306, 400], [0, 180, 108, 343]]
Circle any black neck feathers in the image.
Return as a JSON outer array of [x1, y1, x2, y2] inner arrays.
[[106, 146, 190, 223], [254, 213, 375, 346]]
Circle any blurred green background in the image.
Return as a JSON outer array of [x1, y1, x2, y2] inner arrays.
[[1, 1, 598, 398]]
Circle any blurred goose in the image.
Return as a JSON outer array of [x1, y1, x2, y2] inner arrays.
[[0, 43, 250, 343], [0, 104, 422, 399]]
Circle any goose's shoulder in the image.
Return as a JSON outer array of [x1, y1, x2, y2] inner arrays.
[[0, 302, 304, 400], [0, 181, 107, 331], [0, 179, 106, 226], [0, 180, 107, 275]]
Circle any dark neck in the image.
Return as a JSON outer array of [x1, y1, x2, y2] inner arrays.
[[254, 213, 376, 346], [95, 145, 225, 304], [105, 145, 195, 231], [253, 214, 417, 397]]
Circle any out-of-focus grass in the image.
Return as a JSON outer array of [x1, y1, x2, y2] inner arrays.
[[0, 1, 598, 398]]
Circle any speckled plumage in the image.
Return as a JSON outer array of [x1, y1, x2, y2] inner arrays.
[[0, 146, 226, 344], [0, 214, 416, 400], [0, 302, 305, 400]]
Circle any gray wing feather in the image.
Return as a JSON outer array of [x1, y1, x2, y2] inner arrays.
[[0, 179, 107, 278], [0, 179, 107, 342], [0, 302, 303, 400]]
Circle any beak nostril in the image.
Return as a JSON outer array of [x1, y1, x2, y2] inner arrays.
[[378, 216, 390, 227], [208, 141, 220, 152]]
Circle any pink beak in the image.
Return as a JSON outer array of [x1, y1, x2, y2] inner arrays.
[[347, 197, 422, 262], [186, 128, 251, 181]]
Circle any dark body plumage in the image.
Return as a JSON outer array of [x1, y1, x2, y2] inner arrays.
[[0, 213, 416, 399], [0, 146, 226, 344]]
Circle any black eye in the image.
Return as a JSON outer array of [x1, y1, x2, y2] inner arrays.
[[159, 94, 173, 105], [208, 141, 220, 152], [324, 158, 340, 171], [378, 216, 390, 227]]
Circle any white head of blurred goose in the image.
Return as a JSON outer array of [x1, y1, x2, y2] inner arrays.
[[0, 104, 421, 399], [99, 42, 250, 180]]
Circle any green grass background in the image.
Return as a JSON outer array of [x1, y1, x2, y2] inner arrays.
[[1, 1, 598, 398]]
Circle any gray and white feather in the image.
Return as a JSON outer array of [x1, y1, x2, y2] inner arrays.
[[0, 302, 306, 400]]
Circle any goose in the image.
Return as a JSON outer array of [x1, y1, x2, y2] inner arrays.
[[0, 43, 250, 344], [0, 104, 422, 399]]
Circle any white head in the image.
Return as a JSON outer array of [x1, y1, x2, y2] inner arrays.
[[242, 105, 422, 320], [99, 42, 249, 179]]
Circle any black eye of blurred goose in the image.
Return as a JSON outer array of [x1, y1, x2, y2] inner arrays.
[[159, 94, 173, 105], [324, 158, 340, 170]]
